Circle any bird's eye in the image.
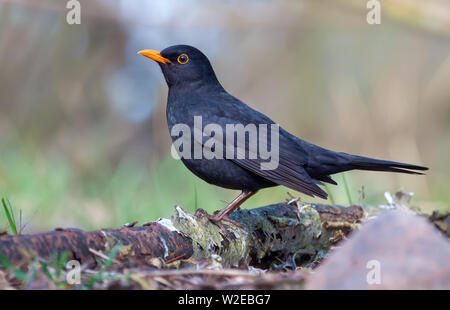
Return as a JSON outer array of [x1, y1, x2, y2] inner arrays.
[[177, 54, 189, 64]]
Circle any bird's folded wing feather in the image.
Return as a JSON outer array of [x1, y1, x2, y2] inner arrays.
[[233, 157, 328, 198], [190, 95, 328, 199]]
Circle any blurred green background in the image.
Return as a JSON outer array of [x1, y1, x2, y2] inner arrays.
[[0, 0, 449, 232]]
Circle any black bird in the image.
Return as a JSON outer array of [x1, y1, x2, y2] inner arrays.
[[138, 45, 428, 228]]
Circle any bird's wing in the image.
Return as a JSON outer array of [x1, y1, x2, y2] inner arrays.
[[194, 130, 327, 198], [233, 157, 328, 198], [189, 93, 328, 199]]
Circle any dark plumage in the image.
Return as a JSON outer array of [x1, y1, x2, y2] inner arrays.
[[138, 45, 428, 228]]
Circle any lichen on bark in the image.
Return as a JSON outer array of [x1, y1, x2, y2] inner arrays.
[[171, 202, 363, 269]]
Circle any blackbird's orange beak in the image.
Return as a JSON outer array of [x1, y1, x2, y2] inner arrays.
[[137, 50, 171, 64]]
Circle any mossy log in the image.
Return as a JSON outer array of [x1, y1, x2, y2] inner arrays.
[[0, 202, 364, 268]]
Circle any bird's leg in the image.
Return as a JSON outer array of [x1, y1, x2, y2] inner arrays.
[[207, 190, 257, 228]]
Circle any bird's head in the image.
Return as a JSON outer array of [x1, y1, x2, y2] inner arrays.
[[138, 45, 219, 89]]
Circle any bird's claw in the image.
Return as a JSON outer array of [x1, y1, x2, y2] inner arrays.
[[194, 208, 242, 236], [208, 214, 242, 228]]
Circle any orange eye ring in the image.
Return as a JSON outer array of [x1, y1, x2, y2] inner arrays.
[[177, 54, 189, 64]]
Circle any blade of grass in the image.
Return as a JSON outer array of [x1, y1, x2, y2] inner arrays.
[[19, 209, 23, 234], [194, 185, 198, 212], [103, 242, 121, 270], [341, 173, 353, 205], [54, 250, 69, 279], [1, 198, 18, 235], [39, 261, 54, 281], [84, 242, 121, 289], [0, 253, 13, 270], [323, 184, 335, 205], [24, 264, 37, 290], [0, 253, 27, 281]]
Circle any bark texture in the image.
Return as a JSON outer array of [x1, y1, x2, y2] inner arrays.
[[0, 202, 364, 268]]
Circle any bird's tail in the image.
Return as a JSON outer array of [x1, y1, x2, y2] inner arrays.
[[346, 154, 428, 175]]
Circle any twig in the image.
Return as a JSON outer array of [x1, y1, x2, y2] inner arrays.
[[88, 248, 120, 264]]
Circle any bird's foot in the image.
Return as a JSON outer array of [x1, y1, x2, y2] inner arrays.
[[208, 213, 242, 228], [194, 208, 242, 235], [286, 192, 303, 209]]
